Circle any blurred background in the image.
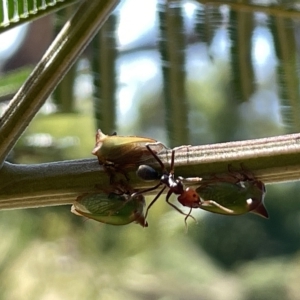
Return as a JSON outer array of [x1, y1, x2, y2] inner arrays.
[[1, 0, 300, 299]]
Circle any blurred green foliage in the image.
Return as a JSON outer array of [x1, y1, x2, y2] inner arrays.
[[1, 0, 300, 299]]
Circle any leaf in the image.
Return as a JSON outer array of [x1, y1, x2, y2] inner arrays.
[[0, 67, 32, 100], [0, 0, 78, 33]]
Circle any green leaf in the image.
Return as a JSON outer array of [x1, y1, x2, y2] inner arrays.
[[0, 67, 32, 100], [0, 0, 79, 33]]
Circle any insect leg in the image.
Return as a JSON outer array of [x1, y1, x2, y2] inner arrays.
[[170, 149, 175, 175], [169, 145, 191, 174], [201, 200, 235, 214], [144, 185, 167, 220], [132, 181, 163, 198], [145, 143, 166, 171], [178, 176, 202, 182]]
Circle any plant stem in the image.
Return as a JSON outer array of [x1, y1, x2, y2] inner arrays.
[[0, 0, 120, 164], [0, 133, 300, 210]]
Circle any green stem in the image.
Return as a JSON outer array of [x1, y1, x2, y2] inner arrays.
[[0, 0, 120, 164], [0, 133, 300, 210]]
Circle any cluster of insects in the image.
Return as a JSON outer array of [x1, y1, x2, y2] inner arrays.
[[71, 129, 268, 227]]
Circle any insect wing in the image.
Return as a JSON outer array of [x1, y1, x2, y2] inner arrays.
[[197, 181, 254, 215], [72, 193, 147, 226], [240, 180, 268, 218], [92, 129, 167, 165]]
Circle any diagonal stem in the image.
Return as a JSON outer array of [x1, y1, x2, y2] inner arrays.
[[0, 0, 120, 164], [0, 133, 300, 210]]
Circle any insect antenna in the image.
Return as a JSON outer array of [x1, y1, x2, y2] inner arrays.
[[184, 207, 194, 232]]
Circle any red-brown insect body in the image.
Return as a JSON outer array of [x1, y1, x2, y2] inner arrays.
[[159, 174, 200, 208], [178, 188, 201, 208]]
